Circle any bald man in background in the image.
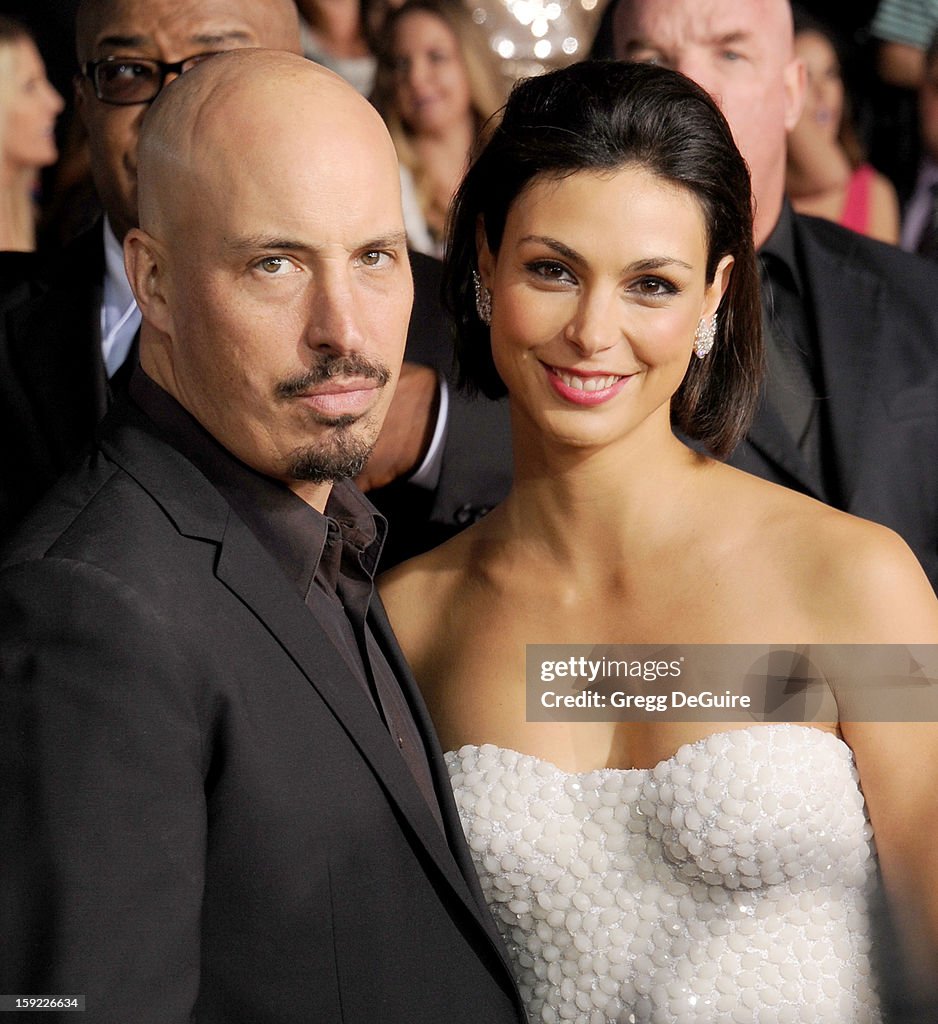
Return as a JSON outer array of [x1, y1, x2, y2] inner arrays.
[[0, 50, 524, 1024]]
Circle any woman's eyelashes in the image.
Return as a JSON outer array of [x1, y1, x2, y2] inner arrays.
[[525, 259, 577, 284], [523, 260, 681, 300]]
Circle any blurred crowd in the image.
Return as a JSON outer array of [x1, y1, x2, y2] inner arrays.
[[6, 0, 938, 259]]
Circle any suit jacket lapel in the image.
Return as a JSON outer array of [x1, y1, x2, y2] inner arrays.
[[368, 595, 517, 957], [101, 409, 504, 953], [743, 390, 824, 498], [794, 219, 882, 504], [745, 217, 883, 502]]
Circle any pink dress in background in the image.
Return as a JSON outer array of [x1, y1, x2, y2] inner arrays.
[[839, 164, 875, 235]]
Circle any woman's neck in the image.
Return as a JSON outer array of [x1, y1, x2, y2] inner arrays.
[[412, 114, 476, 159], [0, 173, 37, 252], [498, 405, 707, 570]]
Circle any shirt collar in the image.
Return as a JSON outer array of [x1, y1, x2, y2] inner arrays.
[[102, 216, 136, 313], [758, 199, 803, 297], [128, 367, 387, 594], [913, 158, 938, 196]]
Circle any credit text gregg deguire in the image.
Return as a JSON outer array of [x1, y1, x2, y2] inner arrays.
[[526, 645, 938, 722]]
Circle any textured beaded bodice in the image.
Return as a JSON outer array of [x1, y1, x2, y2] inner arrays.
[[446, 724, 881, 1024]]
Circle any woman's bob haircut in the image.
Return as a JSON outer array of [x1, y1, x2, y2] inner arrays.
[[443, 59, 763, 458]]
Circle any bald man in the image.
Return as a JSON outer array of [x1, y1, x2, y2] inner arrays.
[[0, 50, 524, 1024], [606, 0, 938, 593]]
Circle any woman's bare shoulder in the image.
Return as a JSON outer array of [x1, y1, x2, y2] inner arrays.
[[377, 521, 489, 660], [717, 465, 938, 640]]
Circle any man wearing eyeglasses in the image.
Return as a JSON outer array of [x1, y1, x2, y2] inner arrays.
[[0, 0, 302, 536], [76, 0, 302, 246]]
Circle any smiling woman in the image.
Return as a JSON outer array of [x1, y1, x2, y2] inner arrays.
[[0, 17, 63, 251], [370, 0, 506, 256], [446, 58, 761, 459], [378, 59, 938, 1024], [785, 5, 900, 243]]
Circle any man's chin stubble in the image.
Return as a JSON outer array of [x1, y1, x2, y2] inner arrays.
[[287, 423, 376, 483]]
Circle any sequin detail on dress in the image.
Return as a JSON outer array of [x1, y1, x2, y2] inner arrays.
[[446, 724, 881, 1023]]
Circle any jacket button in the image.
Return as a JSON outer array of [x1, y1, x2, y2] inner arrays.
[[454, 503, 493, 525]]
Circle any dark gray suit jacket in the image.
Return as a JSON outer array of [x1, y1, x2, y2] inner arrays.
[[0, 400, 524, 1023]]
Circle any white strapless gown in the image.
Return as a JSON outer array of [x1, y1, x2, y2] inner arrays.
[[446, 724, 882, 1024]]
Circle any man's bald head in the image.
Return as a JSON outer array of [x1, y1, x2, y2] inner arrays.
[[124, 49, 412, 509], [136, 49, 398, 236], [612, 0, 804, 246]]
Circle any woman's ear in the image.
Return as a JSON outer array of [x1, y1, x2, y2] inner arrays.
[[704, 254, 734, 319], [475, 217, 495, 289], [123, 228, 173, 335]]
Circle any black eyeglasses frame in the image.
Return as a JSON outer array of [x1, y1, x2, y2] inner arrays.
[[81, 52, 222, 106]]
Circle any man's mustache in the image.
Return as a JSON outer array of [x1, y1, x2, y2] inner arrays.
[[276, 354, 392, 399]]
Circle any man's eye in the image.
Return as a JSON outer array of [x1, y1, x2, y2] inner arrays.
[[255, 257, 296, 275], [360, 250, 391, 268], [628, 48, 667, 67], [102, 61, 156, 83]]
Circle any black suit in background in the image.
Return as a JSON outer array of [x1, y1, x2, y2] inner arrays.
[[0, 388, 524, 1023], [727, 212, 938, 590], [368, 249, 512, 565], [0, 231, 513, 558], [0, 227, 107, 535]]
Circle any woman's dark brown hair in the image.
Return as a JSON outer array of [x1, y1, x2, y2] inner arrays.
[[443, 59, 764, 458]]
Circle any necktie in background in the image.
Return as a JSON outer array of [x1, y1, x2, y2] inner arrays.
[[758, 258, 827, 496]]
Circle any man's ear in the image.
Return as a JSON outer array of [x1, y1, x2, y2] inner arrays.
[[475, 218, 496, 289], [782, 55, 807, 132], [124, 228, 173, 335]]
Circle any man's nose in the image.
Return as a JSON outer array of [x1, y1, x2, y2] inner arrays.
[[302, 270, 367, 354], [48, 82, 65, 114], [673, 54, 718, 103]]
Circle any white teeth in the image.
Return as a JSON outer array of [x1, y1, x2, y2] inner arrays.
[[554, 369, 622, 392]]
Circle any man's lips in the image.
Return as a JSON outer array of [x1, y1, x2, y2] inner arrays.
[[544, 363, 634, 406], [293, 378, 382, 418]]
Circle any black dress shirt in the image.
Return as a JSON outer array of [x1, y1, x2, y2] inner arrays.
[[129, 368, 443, 829]]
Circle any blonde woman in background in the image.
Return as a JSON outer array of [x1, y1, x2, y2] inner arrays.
[[0, 17, 63, 252], [372, 0, 505, 257], [786, 6, 900, 244]]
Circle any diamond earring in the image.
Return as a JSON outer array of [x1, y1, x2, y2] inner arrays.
[[473, 270, 492, 325], [693, 314, 717, 359]]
